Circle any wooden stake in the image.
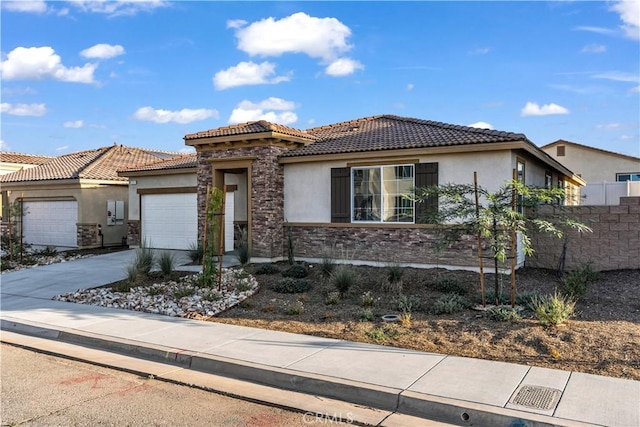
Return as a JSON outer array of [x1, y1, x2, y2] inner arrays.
[[474, 172, 486, 306], [510, 169, 517, 307], [202, 185, 210, 265], [217, 185, 226, 291]]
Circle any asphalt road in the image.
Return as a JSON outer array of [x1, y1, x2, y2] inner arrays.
[[0, 343, 353, 427]]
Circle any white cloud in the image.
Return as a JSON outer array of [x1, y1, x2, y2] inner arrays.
[[0, 46, 97, 83], [0, 140, 10, 151], [407, 83, 414, 91], [228, 97, 298, 125], [227, 19, 247, 29], [469, 47, 491, 55], [631, 85, 640, 93], [581, 44, 606, 53], [56, 145, 70, 152], [596, 123, 622, 130], [64, 120, 84, 128], [2, 0, 47, 13], [468, 121, 494, 130], [179, 147, 196, 154], [573, 26, 617, 36], [592, 71, 639, 83], [611, 0, 640, 39], [325, 58, 364, 77], [81, 44, 125, 59], [133, 106, 219, 124], [213, 61, 290, 90], [520, 102, 569, 117], [68, 0, 170, 17], [1, 102, 47, 116]]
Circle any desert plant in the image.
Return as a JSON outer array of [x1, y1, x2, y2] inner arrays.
[[319, 255, 336, 278], [187, 241, 203, 264], [360, 308, 374, 322], [282, 263, 309, 278], [157, 251, 176, 277], [254, 264, 280, 275], [434, 276, 467, 295], [132, 241, 154, 277], [35, 245, 58, 257], [272, 277, 312, 294], [387, 263, 405, 285], [532, 292, 576, 326], [325, 291, 340, 305], [236, 228, 250, 265], [400, 312, 412, 327], [173, 286, 195, 299], [124, 263, 139, 285], [431, 293, 469, 315], [482, 289, 510, 306], [146, 285, 164, 296], [395, 294, 423, 313], [367, 327, 389, 343], [285, 300, 304, 315], [486, 306, 522, 322], [561, 262, 598, 299], [332, 265, 359, 296], [113, 280, 133, 293], [515, 291, 542, 311], [202, 289, 222, 302], [361, 291, 375, 307]]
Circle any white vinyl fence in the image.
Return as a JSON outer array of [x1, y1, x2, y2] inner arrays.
[[581, 181, 640, 205]]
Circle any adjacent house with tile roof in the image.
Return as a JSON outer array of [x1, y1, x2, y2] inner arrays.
[[1, 152, 54, 218], [0, 144, 177, 249], [182, 114, 584, 270], [541, 139, 640, 205]]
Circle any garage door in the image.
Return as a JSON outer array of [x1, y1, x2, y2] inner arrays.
[[23, 200, 78, 248], [142, 193, 197, 250]]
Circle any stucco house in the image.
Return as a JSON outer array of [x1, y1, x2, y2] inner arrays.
[[542, 139, 640, 205], [0, 144, 177, 249], [181, 115, 584, 270], [1, 152, 54, 218], [117, 154, 199, 250]]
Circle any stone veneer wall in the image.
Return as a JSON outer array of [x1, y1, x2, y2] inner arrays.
[[527, 196, 640, 271], [127, 220, 140, 247], [77, 223, 99, 248], [197, 145, 288, 259], [0, 221, 17, 239], [285, 224, 484, 268]]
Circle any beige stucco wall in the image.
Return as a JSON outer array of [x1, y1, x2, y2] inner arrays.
[[543, 144, 640, 183], [224, 172, 248, 222], [126, 173, 197, 221]]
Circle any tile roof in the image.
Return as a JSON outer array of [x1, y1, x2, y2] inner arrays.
[[118, 153, 197, 173], [542, 139, 640, 162], [184, 120, 317, 142], [281, 115, 529, 157], [0, 145, 177, 183], [0, 152, 54, 165]]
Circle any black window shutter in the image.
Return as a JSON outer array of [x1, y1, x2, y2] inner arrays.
[[415, 162, 438, 224], [331, 167, 350, 223]]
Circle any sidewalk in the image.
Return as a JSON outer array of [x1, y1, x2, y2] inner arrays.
[[1, 250, 638, 427]]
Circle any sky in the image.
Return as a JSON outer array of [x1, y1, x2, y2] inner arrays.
[[1, 0, 639, 158]]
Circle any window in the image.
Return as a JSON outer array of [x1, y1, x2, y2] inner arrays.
[[545, 171, 553, 189], [352, 165, 414, 223], [557, 145, 565, 156], [616, 173, 640, 182], [516, 159, 525, 214]]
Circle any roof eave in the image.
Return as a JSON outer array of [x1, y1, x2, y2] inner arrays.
[[118, 167, 197, 177]]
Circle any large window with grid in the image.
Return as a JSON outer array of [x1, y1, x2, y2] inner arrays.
[[352, 165, 414, 223]]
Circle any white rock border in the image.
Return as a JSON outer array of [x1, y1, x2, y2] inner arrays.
[[53, 268, 259, 320]]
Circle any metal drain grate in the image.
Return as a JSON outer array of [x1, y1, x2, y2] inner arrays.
[[510, 385, 562, 411]]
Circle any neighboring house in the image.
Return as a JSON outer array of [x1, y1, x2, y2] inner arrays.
[[542, 139, 640, 205], [0, 144, 177, 249], [183, 115, 584, 270], [117, 154, 199, 250], [0, 152, 54, 218]]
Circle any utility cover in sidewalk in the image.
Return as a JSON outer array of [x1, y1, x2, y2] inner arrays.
[[510, 385, 561, 410]]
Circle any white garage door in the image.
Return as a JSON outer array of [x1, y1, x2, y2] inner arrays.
[[23, 200, 78, 248], [142, 193, 197, 250]]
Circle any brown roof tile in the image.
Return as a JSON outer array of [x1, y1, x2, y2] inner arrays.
[[281, 115, 529, 157], [0, 145, 176, 183], [0, 152, 54, 165], [184, 120, 317, 142], [118, 153, 197, 173]]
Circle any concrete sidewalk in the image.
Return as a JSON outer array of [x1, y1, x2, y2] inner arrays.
[[1, 251, 638, 427]]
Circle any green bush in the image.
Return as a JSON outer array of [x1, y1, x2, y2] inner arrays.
[[187, 242, 203, 264], [387, 263, 405, 284], [516, 291, 542, 311], [360, 308, 374, 322], [361, 291, 375, 307], [332, 265, 359, 296], [532, 293, 576, 326], [395, 294, 423, 313], [132, 243, 154, 277], [282, 263, 309, 278], [272, 278, 312, 294], [236, 241, 250, 265], [146, 285, 164, 296], [285, 300, 304, 315], [482, 289, 510, 305], [157, 251, 176, 277], [561, 263, 598, 299], [173, 286, 195, 299], [325, 291, 340, 305], [435, 276, 467, 295], [254, 264, 280, 275], [486, 306, 522, 322], [35, 245, 58, 257], [431, 293, 469, 315], [319, 256, 336, 278]]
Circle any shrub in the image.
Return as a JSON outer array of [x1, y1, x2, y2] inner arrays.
[[125, 263, 138, 285], [532, 293, 576, 326], [319, 255, 336, 278], [202, 290, 221, 302], [146, 285, 164, 296], [435, 276, 467, 295], [236, 241, 250, 265], [516, 291, 542, 311], [36, 245, 58, 257], [486, 306, 522, 322], [400, 312, 412, 327], [173, 286, 195, 299], [325, 291, 340, 305], [482, 289, 509, 305], [285, 300, 304, 315], [332, 265, 359, 296], [157, 251, 176, 277], [561, 263, 598, 299], [431, 293, 469, 315], [282, 263, 309, 278], [387, 263, 405, 285], [272, 278, 312, 294], [367, 327, 389, 343], [360, 308, 374, 322], [187, 242, 203, 264], [132, 243, 154, 277], [254, 264, 280, 275], [395, 294, 423, 313], [361, 291, 375, 307]]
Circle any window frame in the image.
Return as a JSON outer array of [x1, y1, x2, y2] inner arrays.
[[616, 172, 640, 182]]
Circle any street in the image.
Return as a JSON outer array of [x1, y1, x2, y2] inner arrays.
[[0, 344, 352, 426]]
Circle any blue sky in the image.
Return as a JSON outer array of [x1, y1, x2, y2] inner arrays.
[[1, 1, 639, 158]]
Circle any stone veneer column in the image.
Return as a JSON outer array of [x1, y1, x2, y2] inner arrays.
[[76, 223, 100, 248], [197, 145, 288, 259], [127, 220, 140, 247]]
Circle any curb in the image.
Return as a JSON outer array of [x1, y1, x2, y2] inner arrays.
[[1, 318, 599, 427]]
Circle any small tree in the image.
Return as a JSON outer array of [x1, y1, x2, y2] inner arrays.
[[202, 187, 224, 288], [415, 179, 591, 306]]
